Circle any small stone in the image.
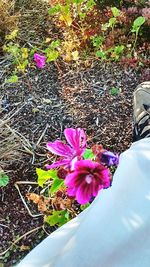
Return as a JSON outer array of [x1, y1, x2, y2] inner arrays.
[[32, 107, 40, 113], [42, 98, 52, 104]]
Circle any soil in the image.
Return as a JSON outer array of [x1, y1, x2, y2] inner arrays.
[[0, 57, 149, 266]]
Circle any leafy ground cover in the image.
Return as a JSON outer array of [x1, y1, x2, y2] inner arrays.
[[0, 0, 150, 266], [1, 0, 150, 81]]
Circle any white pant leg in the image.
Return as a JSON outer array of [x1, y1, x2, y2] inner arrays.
[[17, 138, 150, 267]]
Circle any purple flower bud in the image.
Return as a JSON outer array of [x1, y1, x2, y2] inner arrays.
[[100, 151, 119, 166]]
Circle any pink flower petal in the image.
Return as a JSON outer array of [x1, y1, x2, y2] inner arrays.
[[34, 53, 46, 69], [101, 169, 111, 188], [64, 128, 86, 152], [70, 156, 78, 171], [67, 187, 76, 197], [46, 159, 71, 169], [65, 172, 79, 187], [92, 180, 101, 197], [47, 141, 73, 157], [74, 159, 100, 171], [76, 182, 92, 204]]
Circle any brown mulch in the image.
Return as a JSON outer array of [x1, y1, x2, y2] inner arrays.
[[0, 58, 149, 266]]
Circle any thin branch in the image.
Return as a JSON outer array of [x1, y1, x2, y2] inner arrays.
[[42, 225, 50, 236], [36, 124, 49, 146], [0, 225, 43, 257], [6, 125, 33, 149], [0, 223, 9, 229], [15, 182, 43, 218], [0, 104, 26, 127]]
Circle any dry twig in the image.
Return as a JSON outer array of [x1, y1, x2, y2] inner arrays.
[[0, 225, 43, 257], [15, 181, 43, 218]]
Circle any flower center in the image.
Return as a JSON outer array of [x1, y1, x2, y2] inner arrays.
[[85, 174, 93, 184]]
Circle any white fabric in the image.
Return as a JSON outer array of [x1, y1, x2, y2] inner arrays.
[[17, 138, 150, 267]]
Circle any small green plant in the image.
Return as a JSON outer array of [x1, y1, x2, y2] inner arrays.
[[45, 210, 70, 227], [36, 168, 58, 187], [110, 45, 125, 60], [96, 50, 107, 60], [102, 7, 120, 32], [92, 35, 105, 49], [3, 43, 29, 73], [109, 87, 120, 96], [109, 7, 121, 31], [3, 30, 29, 75], [45, 40, 60, 62], [5, 29, 18, 40], [0, 170, 9, 187], [131, 16, 146, 50], [48, 3, 72, 26], [3, 33, 61, 81], [96, 45, 124, 61], [48, 0, 95, 25], [6, 74, 18, 83], [48, 0, 96, 61]]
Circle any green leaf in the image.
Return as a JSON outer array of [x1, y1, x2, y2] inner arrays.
[[36, 168, 58, 187], [17, 59, 29, 72], [80, 203, 90, 211], [46, 51, 59, 62], [0, 172, 9, 187], [45, 210, 69, 227], [3, 250, 10, 259], [83, 149, 95, 160], [60, 4, 70, 15], [5, 29, 18, 40], [96, 50, 106, 59], [109, 87, 120, 96], [50, 178, 64, 195], [6, 75, 18, 83], [50, 40, 60, 49], [114, 45, 125, 54], [10, 45, 19, 54], [21, 48, 28, 59], [71, 0, 84, 4], [79, 12, 86, 19], [108, 17, 117, 27], [86, 0, 96, 9], [30, 47, 37, 56], [131, 16, 145, 32], [111, 7, 120, 17], [138, 61, 144, 67], [92, 35, 104, 48], [101, 23, 109, 31], [48, 4, 61, 15]]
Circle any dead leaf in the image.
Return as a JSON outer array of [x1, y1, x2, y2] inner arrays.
[[20, 245, 30, 251], [45, 37, 51, 43], [42, 98, 52, 104], [72, 50, 79, 61]]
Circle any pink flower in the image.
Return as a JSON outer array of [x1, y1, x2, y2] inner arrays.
[[65, 159, 111, 204], [34, 53, 46, 68], [46, 128, 86, 170]]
